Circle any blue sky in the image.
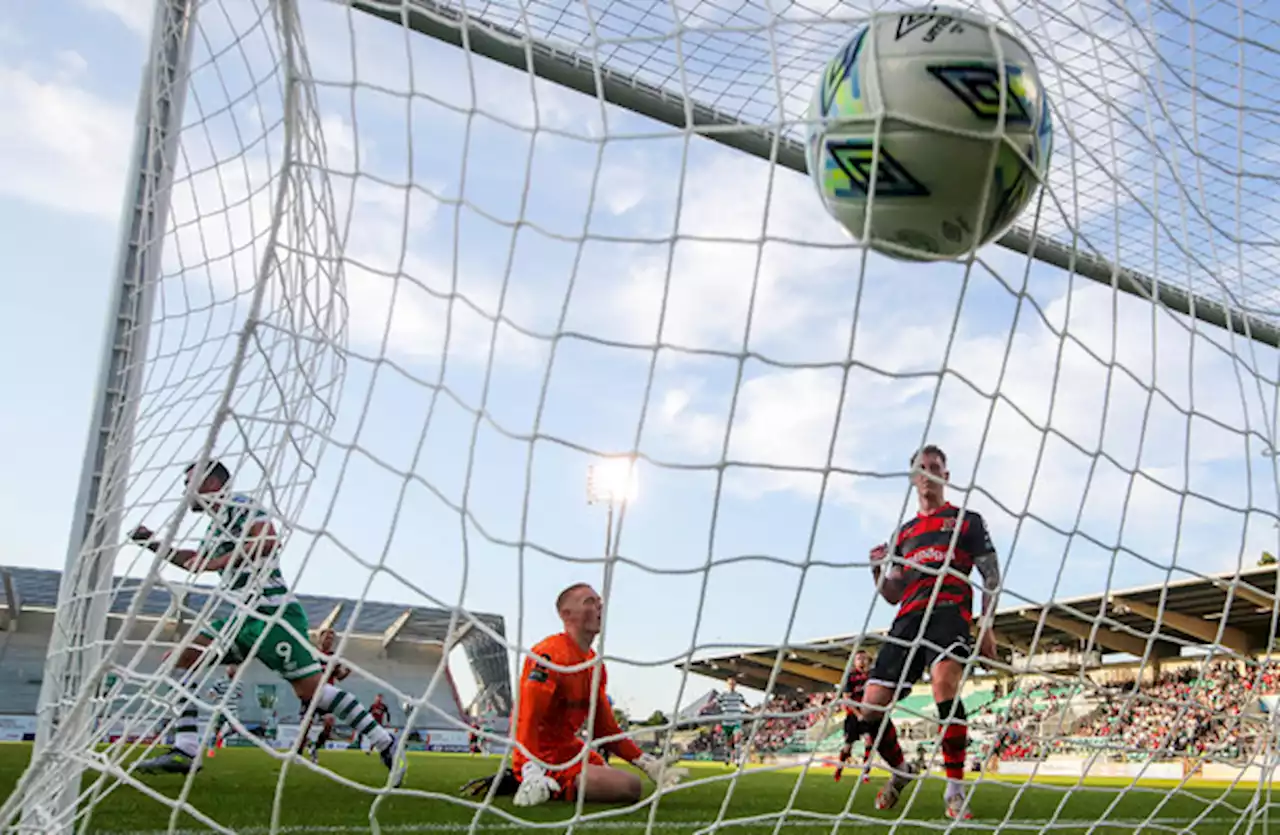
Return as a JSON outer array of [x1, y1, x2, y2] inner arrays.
[[2, 0, 1280, 722]]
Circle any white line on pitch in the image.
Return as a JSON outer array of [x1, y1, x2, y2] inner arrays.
[[95, 818, 1244, 835]]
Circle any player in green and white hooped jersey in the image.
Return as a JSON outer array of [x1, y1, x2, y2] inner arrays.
[[128, 459, 406, 786], [207, 664, 244, 754]]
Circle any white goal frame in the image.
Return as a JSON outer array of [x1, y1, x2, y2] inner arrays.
[[18, 0, 1280, 831], [21, 2, 199, 832]]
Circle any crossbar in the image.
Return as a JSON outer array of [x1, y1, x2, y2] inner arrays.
[[350, 0, 1280, 349]]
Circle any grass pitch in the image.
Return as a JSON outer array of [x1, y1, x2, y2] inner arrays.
[[0, 743, 1273, 833]]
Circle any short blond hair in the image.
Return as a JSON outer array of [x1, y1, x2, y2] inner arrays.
[[555, 582, 592, 614]]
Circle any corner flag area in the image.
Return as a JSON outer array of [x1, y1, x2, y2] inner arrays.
[[0, 746, 1268, 834]]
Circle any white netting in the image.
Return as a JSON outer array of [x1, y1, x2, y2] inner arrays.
[[6, 0, 1280, 832]]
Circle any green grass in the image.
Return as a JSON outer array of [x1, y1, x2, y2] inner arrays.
[[0, 743, 1274, 834]]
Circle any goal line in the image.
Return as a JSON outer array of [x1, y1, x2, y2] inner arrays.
[[99, 816, 1247, 835], [349, 0, 1280, 349]]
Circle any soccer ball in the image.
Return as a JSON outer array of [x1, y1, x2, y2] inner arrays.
[[805, 5, 1054, 261]]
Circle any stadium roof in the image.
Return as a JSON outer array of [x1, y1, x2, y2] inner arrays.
[[678, 565, 1280, 694], [1, 565, 513, 714]]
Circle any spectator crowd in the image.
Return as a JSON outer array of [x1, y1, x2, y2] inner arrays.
[[986, 659, 1280, 764], [685, 690, 843, 759], [680, 658, 1280, 767]]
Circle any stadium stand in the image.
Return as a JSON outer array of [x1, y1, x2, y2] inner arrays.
[[679, 566, 1279, 692], [677, 566, 1280, 769]]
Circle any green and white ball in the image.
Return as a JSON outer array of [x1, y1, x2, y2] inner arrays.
[[806, 5, 1054, 261]]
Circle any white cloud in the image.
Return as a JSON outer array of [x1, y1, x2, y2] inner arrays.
[[653, 265, 1280, 570], [0, 64, 133, 219], [661, 388, 691, 419], [79, 0, 153, 36]]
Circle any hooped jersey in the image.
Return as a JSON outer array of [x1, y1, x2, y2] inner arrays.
[[198, 493, 288, 609], [208, 677, 243, 713]]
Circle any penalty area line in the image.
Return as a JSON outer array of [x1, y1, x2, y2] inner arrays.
[[98, 818, 1241, 835]]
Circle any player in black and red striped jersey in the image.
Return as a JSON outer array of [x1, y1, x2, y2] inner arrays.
[[833, 650, 875, 783], [859, 444, 1001, 822]]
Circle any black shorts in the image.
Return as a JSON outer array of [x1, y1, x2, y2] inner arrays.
[[842, 712, 863, 743], [868, 606, 973, 691]]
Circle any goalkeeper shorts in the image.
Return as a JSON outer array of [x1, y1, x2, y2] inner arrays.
[[200, 602, 322, 682]]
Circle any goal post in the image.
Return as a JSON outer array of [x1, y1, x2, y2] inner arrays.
[[20, 1, 199, 831], [5, 0, 1280, 833]]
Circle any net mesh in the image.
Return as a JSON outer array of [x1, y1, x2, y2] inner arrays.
[[6, 0, 1280, 832]]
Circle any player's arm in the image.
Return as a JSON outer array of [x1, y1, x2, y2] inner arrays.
[[869, 542, 906, 604], [510, 651, 565, 807], [515, 652, 560, 763], [129, 525, 202, 569], [966, 514, 1002, 657], [592, 670, 687, 788], [590, 678, 644, 763], [966, 514, 1001, 621]]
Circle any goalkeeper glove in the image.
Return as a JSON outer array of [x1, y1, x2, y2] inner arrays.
[[635, 752, 689, 789], [513, 761, 560, 807], [458, 768, 519, 798]]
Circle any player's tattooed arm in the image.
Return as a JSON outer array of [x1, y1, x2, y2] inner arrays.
[[972, 550, 1001, 619], [967, 514, 1002, 660]]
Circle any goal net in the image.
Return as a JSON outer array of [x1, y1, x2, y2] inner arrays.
[[4, 0, 1280, 832]]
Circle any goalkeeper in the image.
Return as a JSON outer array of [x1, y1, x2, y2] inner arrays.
[[462, 583, 687, 806], [860, 444, 1001, 822], [128, 459, 406, 787]]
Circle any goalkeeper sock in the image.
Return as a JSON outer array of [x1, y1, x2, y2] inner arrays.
[[318, 684, 391, 751], [937, 699, 968, 783], [173, 701, 200, 758]]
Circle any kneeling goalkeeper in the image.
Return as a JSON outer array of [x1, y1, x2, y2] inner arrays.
[[465, 583, 687, 806]]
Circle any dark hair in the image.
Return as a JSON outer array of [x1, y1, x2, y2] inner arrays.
[[854, 649, 869, 657], [555, 582, 593, 614], [911, 444, 947, 468], [185, 459, 231, 486]]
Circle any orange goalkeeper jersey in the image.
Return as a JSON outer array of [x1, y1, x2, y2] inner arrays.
[[513, 632, 643, 773]]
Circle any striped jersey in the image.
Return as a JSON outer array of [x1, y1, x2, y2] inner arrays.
[[844, 669, 869, 704], [209, 677, 244, 713], [198, 493, 290, 609], [890, 502, 995, 623], [718, 689, 748, 718]]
